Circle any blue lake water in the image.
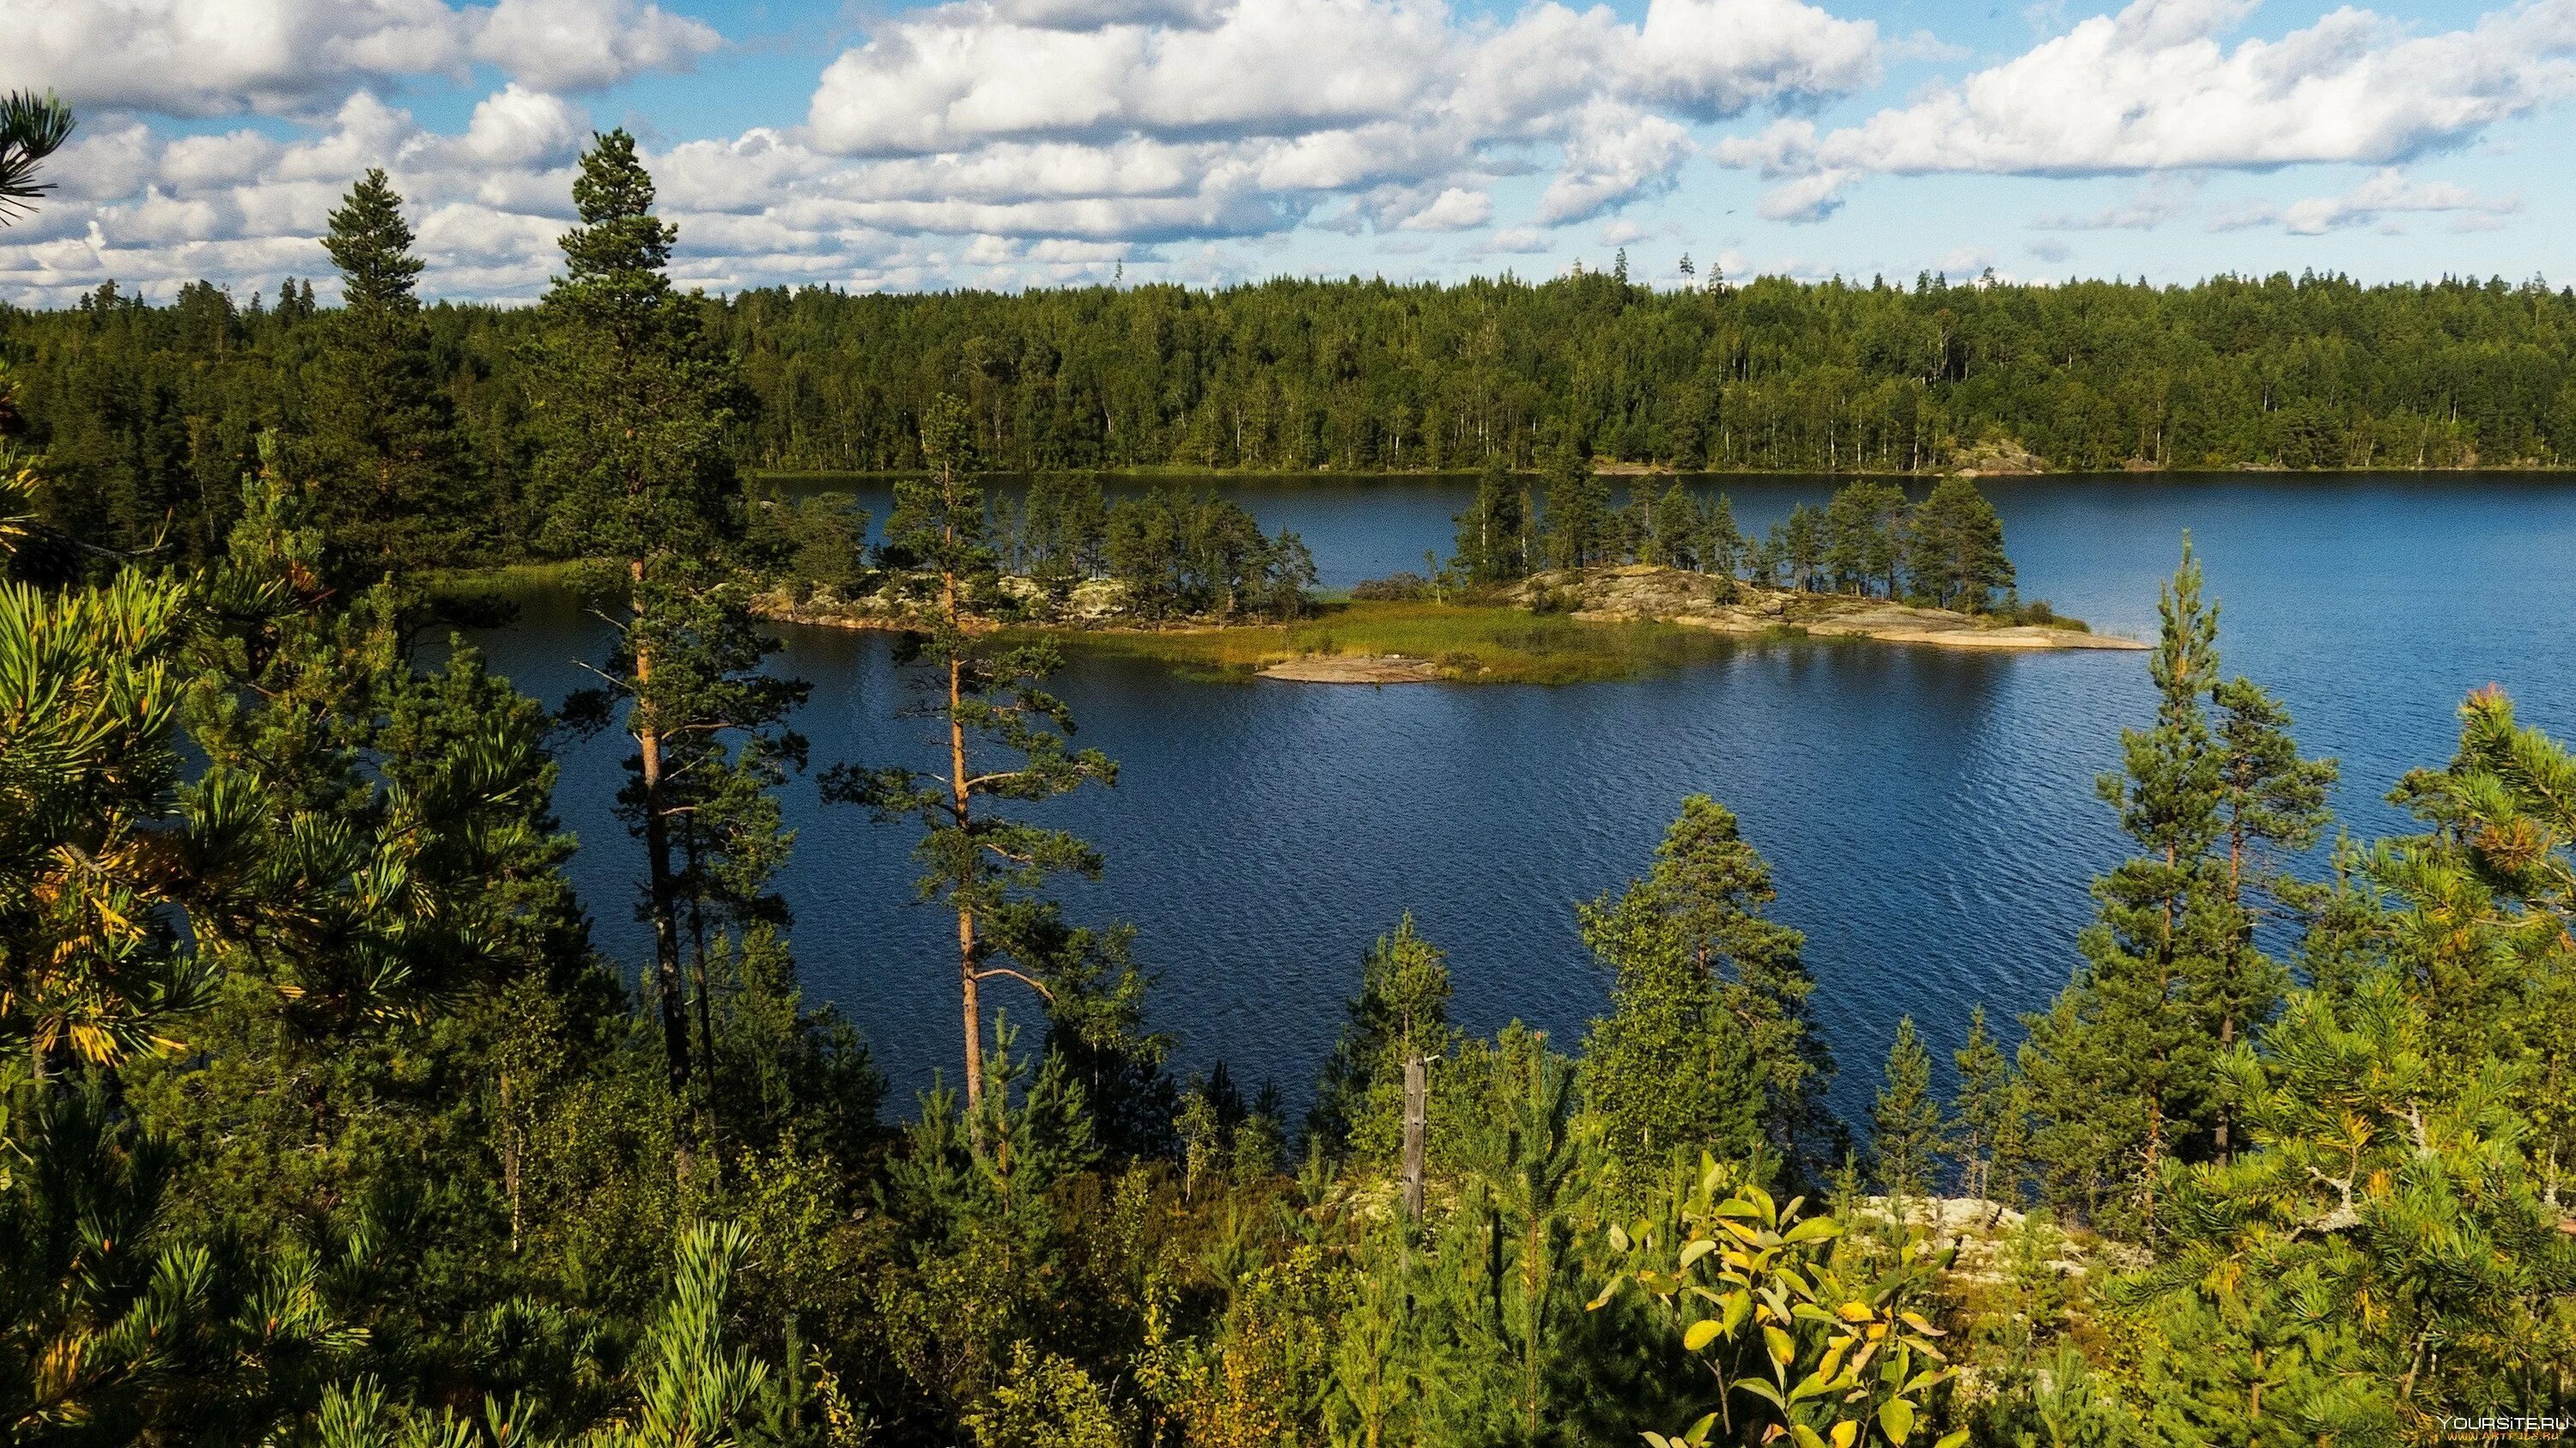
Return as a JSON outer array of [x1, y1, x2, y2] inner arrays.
[[463, 474, 2576, 1125]]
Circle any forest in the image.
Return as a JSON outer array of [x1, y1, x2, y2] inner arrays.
[[3, 101, 2574, 1447], [13, 177, 2576, 572]]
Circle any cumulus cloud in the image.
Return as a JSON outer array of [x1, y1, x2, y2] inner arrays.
[[2031, 174, 2202, 230], [5, 0, 1893, 300], [1717, 0, 2576, 219], [808, 0, 1883, 234], [0, 0, 720, 117], [2214, 167, 2522, 234]]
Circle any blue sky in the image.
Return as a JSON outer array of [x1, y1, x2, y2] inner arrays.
[[3, 0, 2569, 303]]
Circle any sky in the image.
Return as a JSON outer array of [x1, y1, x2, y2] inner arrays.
[[1, 0, 2570, 305]]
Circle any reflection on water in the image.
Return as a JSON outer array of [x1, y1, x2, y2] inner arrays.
[[464, 473, 2576, 1121]]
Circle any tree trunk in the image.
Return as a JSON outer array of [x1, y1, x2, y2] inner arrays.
[[634, 563, 690, 1099], [1401, 1055, 1426, 1220], [945, 552, 986, 1123]]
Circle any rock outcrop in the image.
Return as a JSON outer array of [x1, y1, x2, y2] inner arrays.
[[1505, 565, 2146, 652]]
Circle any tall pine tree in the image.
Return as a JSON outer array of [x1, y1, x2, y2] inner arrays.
[[531, 131, 785, 1109]]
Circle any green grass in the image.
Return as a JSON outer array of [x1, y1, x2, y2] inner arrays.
[[1025, 600, 1742, 685], [422, 558, 588, 593]]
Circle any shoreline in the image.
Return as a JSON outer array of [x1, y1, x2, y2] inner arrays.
[[755, 569, 2143, 686]]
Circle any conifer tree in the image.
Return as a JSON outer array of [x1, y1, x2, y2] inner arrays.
[[1644, 482, 1697, 569], [825, 397, 1115, 1123], [0, 91, 73, 222], [1948, 1006, 2027, 1214], [1908, 476, 2013, 610], [1694, 492, 1746, 581], [1577, 798, 1822, 1185], [301, 169, 470, 579], [1306, 914, 1456, 1162], [1539, 442, 1608, 569], [2021, 538, 2233, 1234], [2202, 674, 2336, 1160], [1777, 503, 1825, 590], [1871, 1016, 1943, 1202], [1451, 455, 1526, 586], [528, 130, 773, 1104]]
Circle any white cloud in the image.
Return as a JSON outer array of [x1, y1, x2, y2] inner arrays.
[[3, 0, 1897, 299], [808, 0, 1883, 235], [1396, 186, 1493, 231], [2215, 167, 2522, 234], [0, 0, 719, 117], [471, 0, 721, 92], [1718, 0, 2576, 219], [2031, 174, 2202, 230]]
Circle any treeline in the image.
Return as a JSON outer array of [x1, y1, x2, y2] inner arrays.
[[1442, 459, 2020, 611], [3, 117, 2572, 1448], [12, 243, 2576, 575]]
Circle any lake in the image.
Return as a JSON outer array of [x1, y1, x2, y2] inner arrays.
[[461, 473, 2576, 1125]]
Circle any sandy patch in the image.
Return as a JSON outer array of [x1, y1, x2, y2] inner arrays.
[[1258, 654, 1443, 684]]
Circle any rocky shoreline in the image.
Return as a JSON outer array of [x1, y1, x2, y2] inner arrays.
[[1506, 566, 2148, 654]]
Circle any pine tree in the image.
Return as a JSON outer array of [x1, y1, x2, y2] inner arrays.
[[1694, 493, 1745, 581], [1539, 442, 1607, 569], [1908, 476, 2013, 610], [1307, 914, 1456, 1162], [2022, 538, 2232, 1235], [2202, 674, 2336, 1160], [529, 130, 772, 1105], [1949, 1005, 2026, 1213], [1644, 482, 1697, 569], [1451, 455, 1526, 586], [300, 168, 470, 580], [1870, 1016, 1943, 1202], [0, 90, 73, 222], [824, 397, 1115, 1123], [1577, 798, 1820, 1186]]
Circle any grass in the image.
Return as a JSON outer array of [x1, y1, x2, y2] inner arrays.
[[422, 558, 589, 593], [1023, 600, 1744, 685]]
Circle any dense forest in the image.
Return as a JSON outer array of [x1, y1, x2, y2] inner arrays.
[[3, 101, 2574, 1448], [12, 201, 2576, 569]]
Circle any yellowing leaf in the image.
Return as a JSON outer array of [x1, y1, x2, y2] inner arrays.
[[1878, 1397, 1917, 1445], [1684, 1318, 1722, 1352]]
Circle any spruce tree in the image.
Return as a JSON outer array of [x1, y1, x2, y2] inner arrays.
[[1870, 1016, 1943, 1202], [301, 168, 470, 579]]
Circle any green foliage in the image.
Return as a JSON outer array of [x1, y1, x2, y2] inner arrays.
[[2019, 538, 2332, 1237], [1100, 486, 1314, 621], [1871, 1019, 1943, 1202], [1905, 478, 2013, 611], [0, 91, 74, 222], [1306, 915, 1457, 1164], [1595, 1157, 1966, 1448], [1580, 797, 1826, 1193], [297, 170, 476, 581], [1947, 1007, 2027, 1214]]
